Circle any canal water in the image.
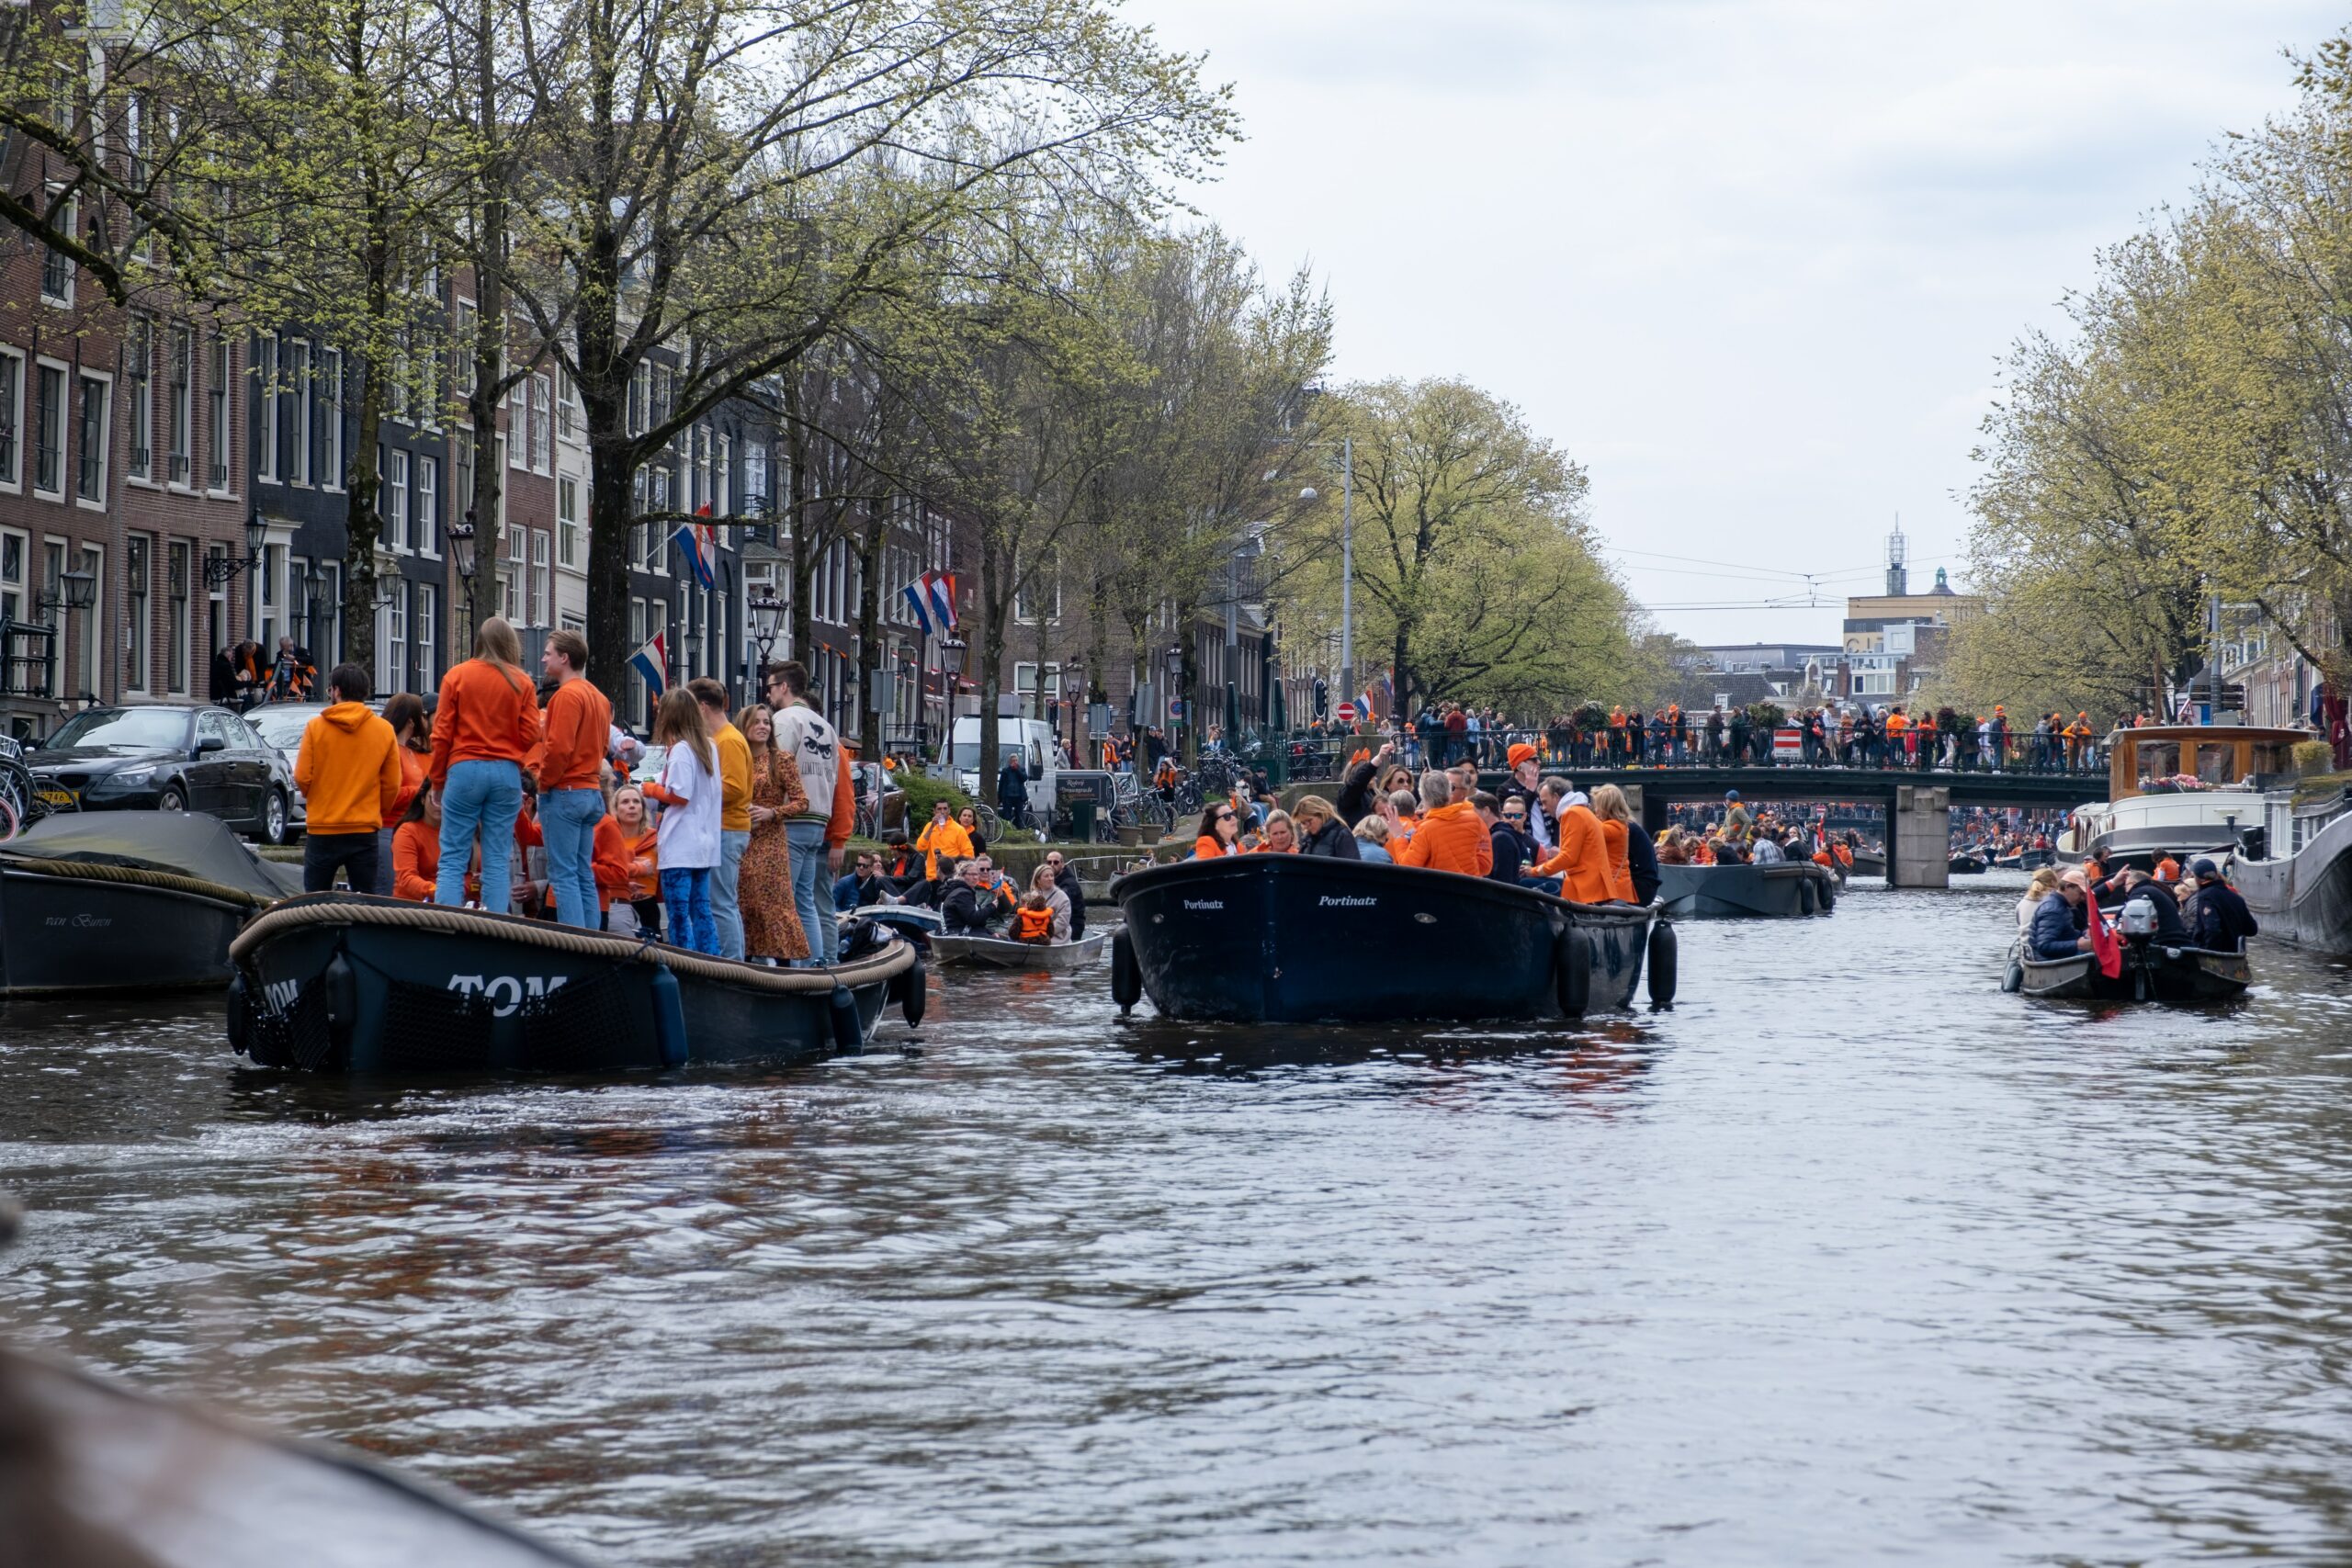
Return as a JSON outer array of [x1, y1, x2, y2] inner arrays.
[[3, 873, 2350, 1566]]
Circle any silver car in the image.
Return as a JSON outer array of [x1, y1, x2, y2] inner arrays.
[[244, 701, 390, 836]]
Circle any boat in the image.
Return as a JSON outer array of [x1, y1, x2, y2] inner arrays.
[[1, 1343, 596, 1566], [1110, 853, 1672, 1024], [931, 930, 1108, 971], [226, 893, 921, 1072], [845, 902, 944, 947], [1849, 850, 1886, 877], [1656, 861, 1836, 919], [2058, 725, 2304, 870], [0, 812, 297, 996], [1949, 852, 1987, 875], [2222, 787, 2352, 954], [1994, 848, 2054, 871], [2007, 937, 2250, 1002]]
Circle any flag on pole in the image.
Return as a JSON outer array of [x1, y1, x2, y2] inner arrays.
[[628, 632, 668, 699], [903, 574, 936, 636], [672, 518, 716, 591], [2084, 886, 2122, 980], [926, 571, 958, 631], [1357, 687, 1376, 720]]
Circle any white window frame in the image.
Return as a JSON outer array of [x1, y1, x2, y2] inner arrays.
[[126, 316, 153, 484], [381, 580, 406, 694], [164, 323, 193, 488], [0, 350, 21, 492], [0, 527, 26, 626], [530, 527, 549, 626], [386, 448, 410, 553], [414, 582, 436, 686], [39, 188, 76, 308], [31, 356, 68, 500], [73, 367, 109, 512], [75, 542, 103, 704], [416, 454, 438, 555], [320, 346, 343, 491], [529, 372, 550, 472], [206, 334, 232, 494], [558, 474, 580, 569], [288, 337, 311, 485]]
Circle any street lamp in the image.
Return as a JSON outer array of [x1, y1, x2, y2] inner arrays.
[[1064, 651, 1084, 758], [447, 509, 479, 629], [748, 588, 784, 669], [43, 569, 96, 705], [204, 506, 268, 588], [1297, 431, 1353, 713]]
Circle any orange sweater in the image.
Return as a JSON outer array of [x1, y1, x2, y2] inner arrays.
[[1536, 803, 1616, 905], [591, 816, 633, 910], [429, 659, 543, 788], [1395, 800, 1494, 876], [1193, 835, 1228, 859], [393, 819, 445, 901], [1599, 818, 1635, 903], [384, 746, 427, 829], [293, 701, 403, 836], [622, 825, 659, 900], [537, 677, 612, 794]]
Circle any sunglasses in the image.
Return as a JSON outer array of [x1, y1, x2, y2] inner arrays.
[[1216, 811, 1236, 820]]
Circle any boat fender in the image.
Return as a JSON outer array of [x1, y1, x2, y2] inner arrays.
[[1798, 876, 1817, 916], [1111, 929, 1142, 1014], [1646, 922, 1679, 1010], [1816, 874, 1836, 911], [322, 953, 358, 1035], [829, 984, 865, 1055], [2002, 959, 2024, 994], [648, 964, 689, 1068], [224, 971, 252, 1057], [1555, 928, 1591, 1019], [898, 948, 928, 1027]]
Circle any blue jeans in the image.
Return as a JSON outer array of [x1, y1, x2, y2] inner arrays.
[[661, 866, 717, 954], [436, 759, 522, 911], [712, 828, 750, 959], [541, 787, 605, 929], [786, 820, 834, 964]]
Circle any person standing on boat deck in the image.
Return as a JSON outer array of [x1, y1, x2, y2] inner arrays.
[[2030, 873, 2097, 960], [1618, 795, 1662, 904], [429, 618, 542, 912], [293, 663, 404, 894], [642, 689, 722, 955], [1722, 790, 1752, 845], [1588, 784, 1641, 903], [1395, 772, 1493, 874], [1474, 793, 1525, 885], [763, 660, 854, 966], [2185, 860, 2259, 951], [535, 631, 613, 931], [735, 703, 810, 964], [1498, 744, 1550, 852], [1532, 786, 1612, 902], [689, 680, 753, 959], [1293, 795, 1361, 859]]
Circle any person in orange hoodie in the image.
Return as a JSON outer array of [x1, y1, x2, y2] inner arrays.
[[428, 617, 542, 912], [293, 661, 404, 894], [536, 629, 614, 930], [1395, 772, 1493, 876], [1532, 782, 1615, 904]]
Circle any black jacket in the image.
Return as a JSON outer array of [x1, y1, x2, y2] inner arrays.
[[1336, 759, 1379, 829], [1055, 863, 1087, 940], [1624, 821, 1662, 905], [941, 882, 997, 936], [1300, 818, 1362, 859], [1487, 822, 1527, 884], [2188, 881, 2259, 951]]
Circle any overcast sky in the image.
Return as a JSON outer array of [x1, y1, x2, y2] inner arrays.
[[1128, 0, 2345, 649]]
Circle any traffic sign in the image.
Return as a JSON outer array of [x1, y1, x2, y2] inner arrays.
[[1337, 701, 1358, 722]]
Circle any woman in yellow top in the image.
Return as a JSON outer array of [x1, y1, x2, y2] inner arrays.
[[916, 799, 975, 880]]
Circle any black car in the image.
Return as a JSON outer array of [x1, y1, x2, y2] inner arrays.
[[28, 705, 293, 844]]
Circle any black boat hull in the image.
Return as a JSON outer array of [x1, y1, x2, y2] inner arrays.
[[228, 895, 916, 1072], [1113, 855, 1658, 1023], [2018, 941, 2250, 1001], [0, 864, 253, 994], [1657, 862, 1835, 919]]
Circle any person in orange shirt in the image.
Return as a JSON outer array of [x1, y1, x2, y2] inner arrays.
[[374, 693, 432, 896], [2154, 853, 2181, 884], [293, 661, 405, 894], [1396, 772, 1494, 876], [611, 784, 662, 936], [1532, 782, 1615, 903], [428, 617, 542, 912], [915, 798, 976, 882], [1588, 784, 1638, 902], [392, 785, 479, 903], [1193, 800, 1243, 857], [534, 630, 613, 930]]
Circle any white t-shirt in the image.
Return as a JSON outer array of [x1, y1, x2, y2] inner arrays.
[[656, 739, 722, 869]]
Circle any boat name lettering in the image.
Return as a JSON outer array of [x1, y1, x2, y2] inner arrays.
[[42, 913, 110, 928], [447, 974, 570, 1017], [1317, 895, 1379, 908], [263, 978, 301, 1015], [1182, 898, 1223, 911]]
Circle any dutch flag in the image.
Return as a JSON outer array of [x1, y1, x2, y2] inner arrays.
[[903, 574, 936, 636], [628, 632, 667, 698], [673, 510, 716, 592], [926, 571, 958, 631]]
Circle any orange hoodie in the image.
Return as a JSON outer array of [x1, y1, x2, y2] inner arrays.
[[293, 701, 403, 836], [537, 677, 612, 795], [1536, 802, 1615, 905], [1599, 818, 1635, 903], [429, 658, 542, 788], [383, 746, 426, 829], [1395, 799, 1494, 877]]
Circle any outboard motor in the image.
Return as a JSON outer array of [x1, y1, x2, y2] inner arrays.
[[2118, 897, 2158, 942]]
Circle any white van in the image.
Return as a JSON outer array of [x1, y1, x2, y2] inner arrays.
[[946, 716, 1069, 814]]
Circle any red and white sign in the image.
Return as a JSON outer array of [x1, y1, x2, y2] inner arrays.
[[1336, 701, 1358, 722]]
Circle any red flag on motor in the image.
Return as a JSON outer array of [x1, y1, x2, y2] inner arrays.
[[2084, 885, 2122, 979]]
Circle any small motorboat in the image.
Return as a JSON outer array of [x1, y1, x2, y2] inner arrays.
[[1849, 851, 1887, 877], [227, 894, 921, 1072], [1657, 862, 1836, 919], [0, 812, 297, 995], [845, 902, 944, 947], [1994, 848, 2054, 871], [931, 930, 1107, 972], [2, 1343, 596, 1566], [1949, 852, 1988, 875], [1111, 853, 1672, 1024], [2008, 940, 2250, 1001]]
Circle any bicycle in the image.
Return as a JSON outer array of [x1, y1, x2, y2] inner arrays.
[[0, 747, 49, 841]]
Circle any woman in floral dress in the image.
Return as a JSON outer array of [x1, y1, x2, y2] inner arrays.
[[734, 704, 810, 962]]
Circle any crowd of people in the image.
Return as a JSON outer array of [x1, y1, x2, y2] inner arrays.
[[2021, 848, 2258, 958], [839, 801, 1090, 945], [283, 622, 856, 965]]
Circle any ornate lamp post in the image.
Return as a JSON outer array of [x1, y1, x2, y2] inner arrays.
[[447, 510, 479, 633], [748, 588, 785, 671]]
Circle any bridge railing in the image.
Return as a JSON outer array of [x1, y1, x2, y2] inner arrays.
[[1275, 727, 2111, 781]]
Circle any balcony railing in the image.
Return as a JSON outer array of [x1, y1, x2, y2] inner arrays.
[[2, 620, 56, 700]]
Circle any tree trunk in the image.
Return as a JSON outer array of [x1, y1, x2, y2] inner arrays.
[[464, 0, 507, 649], [584, 424, 637, 702], [855, 498, 885, 757], [784, 380, 812, 668], [978, 525, 1003, 795], [343, 357, 385, 680], [1173, 596, 1198, 766]]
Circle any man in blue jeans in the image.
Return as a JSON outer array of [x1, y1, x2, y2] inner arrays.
[[765, 660, 846, 964], [536, 629, 612, 928], [691, 678, 752, 958]]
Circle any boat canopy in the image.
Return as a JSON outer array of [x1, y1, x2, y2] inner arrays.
[[1, 811, 299, 900], [2107, 726, 2306, 800]]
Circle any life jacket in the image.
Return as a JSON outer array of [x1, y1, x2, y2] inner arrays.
[[1834, 843, 1853, 868], [1014, 906, 1054, 943]]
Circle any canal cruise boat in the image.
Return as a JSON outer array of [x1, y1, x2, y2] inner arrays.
[[2058, 725, 2307, 872]]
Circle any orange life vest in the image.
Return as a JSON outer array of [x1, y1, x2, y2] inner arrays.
[[1014, 907, 1054, 943]]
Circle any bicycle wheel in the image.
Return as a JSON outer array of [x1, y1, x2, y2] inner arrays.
[[974, 803, 1003, 841]]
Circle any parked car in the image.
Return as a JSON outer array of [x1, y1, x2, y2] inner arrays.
[[26, 705, 293, 844], [244, 700, 388, 835]]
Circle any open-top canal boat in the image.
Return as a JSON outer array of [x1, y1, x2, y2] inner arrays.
[[1110, 853, 1672, 1024], [227, 894, 920, 1072], [1657, 861, 1835, 919], [931, 930, 1107, 972]]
